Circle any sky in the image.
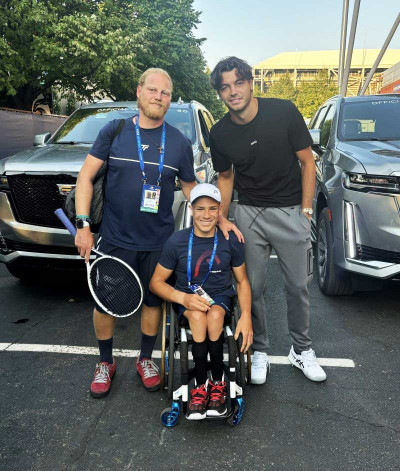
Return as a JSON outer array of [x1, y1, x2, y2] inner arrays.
[[192, 0, 400, 69]]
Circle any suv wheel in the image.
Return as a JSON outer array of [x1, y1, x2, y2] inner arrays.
[[6, 264, 40, 281], [317, 207, 353, 295]]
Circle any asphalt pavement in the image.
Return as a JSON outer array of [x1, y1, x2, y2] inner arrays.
[[0, 257, 399, 471]]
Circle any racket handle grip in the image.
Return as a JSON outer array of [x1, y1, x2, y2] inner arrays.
[[55, 208, 77, 237]]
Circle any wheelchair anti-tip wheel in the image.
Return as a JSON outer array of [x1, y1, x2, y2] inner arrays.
[[161, 402, 180, 428], [227, 397, 245, 426]]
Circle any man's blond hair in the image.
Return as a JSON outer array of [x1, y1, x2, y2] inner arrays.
[[138, 68, 173, 91]]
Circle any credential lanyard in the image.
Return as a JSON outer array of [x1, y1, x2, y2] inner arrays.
[[187, 227, 218, 288], [135, 115, 166, 185]]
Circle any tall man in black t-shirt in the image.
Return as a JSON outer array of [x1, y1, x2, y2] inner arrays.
[[75, 68, 198, 398], [209, 57, 326, 384]]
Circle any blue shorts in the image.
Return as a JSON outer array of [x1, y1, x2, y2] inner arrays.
[[94, 238, 163, 314], [176, 294, 232, 319]]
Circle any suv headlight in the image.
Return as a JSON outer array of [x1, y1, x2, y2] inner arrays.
[[0, 176, 9, 191], [343, 172, 400, 193]]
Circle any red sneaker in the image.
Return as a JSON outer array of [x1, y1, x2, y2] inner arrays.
[[187, 383, 209, 420], [136, 358, 161, 391], [207, 380, 227, 416], [90, 361, 116, 398]]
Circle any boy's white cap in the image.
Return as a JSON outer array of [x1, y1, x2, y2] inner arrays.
[[190, 183, 221, 204]]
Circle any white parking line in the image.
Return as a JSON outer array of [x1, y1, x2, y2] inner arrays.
[[0, 343, 355, 367]]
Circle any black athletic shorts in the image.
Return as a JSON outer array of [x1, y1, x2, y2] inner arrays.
[[175, 294, 232, 319], [94, 238, 163, 314]]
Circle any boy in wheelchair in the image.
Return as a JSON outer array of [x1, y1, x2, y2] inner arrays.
[[150, 183, 252, 420]]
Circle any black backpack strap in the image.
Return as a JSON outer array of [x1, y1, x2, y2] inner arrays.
[[110, 118, 125, 147], [94, 119, 125, 180]]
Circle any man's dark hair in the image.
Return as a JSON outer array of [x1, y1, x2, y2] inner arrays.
[[210, 56, 253, 91]]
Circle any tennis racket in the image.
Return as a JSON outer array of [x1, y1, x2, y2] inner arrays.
[[55, 208, 143, 318]]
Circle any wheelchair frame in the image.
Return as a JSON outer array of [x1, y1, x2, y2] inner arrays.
[[160, 298, 251, 427]]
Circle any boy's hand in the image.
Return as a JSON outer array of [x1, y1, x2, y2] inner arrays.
[[182, 293, 210, 312], [234, 315, 253, 352]]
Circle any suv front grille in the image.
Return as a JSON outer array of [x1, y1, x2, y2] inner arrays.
[[1, 238, 78, 255], [357, 244, 400, 264], [8, 174, 76, 228]]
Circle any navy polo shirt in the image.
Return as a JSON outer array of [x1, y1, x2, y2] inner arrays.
[[158, 227, 245, 297], [89, 117, 195, 251]]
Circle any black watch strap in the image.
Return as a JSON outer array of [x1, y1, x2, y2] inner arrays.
[[75, 218, 90, 229]]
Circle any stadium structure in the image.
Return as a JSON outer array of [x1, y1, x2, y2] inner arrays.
[[253, 49, 400, 96], [380, 61, 400, 94]]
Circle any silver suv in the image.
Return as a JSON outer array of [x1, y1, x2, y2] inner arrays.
[[0, 101, 215, 280], [309, 94, 400, 295]]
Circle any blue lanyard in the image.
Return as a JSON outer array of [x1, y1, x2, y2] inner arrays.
[[134, 115, 166, 185], [187, 227, 218, 288]]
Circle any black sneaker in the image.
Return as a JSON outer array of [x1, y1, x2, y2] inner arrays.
[[206, 380, 227, 417], [187, 383, 208, 420]]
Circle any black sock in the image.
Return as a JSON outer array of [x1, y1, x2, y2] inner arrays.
[[98, 338, 113, 364], [139, 333, 157, 360], [192, 340, 208, 385], [208, 334, 224, 382]]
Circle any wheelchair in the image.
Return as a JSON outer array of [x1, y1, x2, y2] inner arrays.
[[159, 296, 252, 427]]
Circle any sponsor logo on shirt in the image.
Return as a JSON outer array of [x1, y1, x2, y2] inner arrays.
[[250, 140, 257, 146], [141, 144, 150, 151], [194, 250, 221, 277]]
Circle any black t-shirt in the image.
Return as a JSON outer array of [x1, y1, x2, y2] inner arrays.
[[210, 98, 313, 207], [158, 227, 244, 298], [89, 117, 195, 251]]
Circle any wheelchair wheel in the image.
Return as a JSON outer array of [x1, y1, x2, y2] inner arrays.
[[160, 303, 177, 398], [160, 303, 167, 391], [167, 303, 176, 399], [233, 307, 251, 386], [180, 333, 189, 415]]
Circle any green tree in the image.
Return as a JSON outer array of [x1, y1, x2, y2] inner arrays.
[[264, 72, 298, 102], [296, 70, 338, 118], [128, 0, 225, 119], [253, 84, 267, 98], [0, 0, 223, 118], [0, 1, 143, 110]]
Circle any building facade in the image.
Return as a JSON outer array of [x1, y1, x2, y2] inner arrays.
[[253, 50, 400, 96], [379, 61, 400, 94]]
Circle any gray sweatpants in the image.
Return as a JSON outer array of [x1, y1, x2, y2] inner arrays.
[[234, 204, 313, 353]]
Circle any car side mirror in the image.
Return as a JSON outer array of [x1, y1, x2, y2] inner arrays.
[[34, 133, 51, 146], [309, 129, 321, 146]]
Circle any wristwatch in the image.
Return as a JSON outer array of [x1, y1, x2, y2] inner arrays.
[[302, 208, 313, 216], [75, 217, 91, 229]]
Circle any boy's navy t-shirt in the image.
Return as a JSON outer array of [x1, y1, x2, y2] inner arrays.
[[158, 227, 245, 298], [89, 117, 195, 251]]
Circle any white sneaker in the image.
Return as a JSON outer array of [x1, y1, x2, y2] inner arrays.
[[251, 351, 271, 385], [288, 346, 327, 382]]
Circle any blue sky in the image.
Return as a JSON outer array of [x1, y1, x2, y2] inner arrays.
[[192, 0, 400, 68]]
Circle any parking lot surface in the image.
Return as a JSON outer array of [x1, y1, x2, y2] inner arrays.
[[0, 259, 399, 470]]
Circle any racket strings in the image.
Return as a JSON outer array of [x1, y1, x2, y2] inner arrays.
[[90, 257, 142, 316]]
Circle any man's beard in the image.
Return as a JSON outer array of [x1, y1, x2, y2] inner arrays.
[[138, 97, 168, 120]]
